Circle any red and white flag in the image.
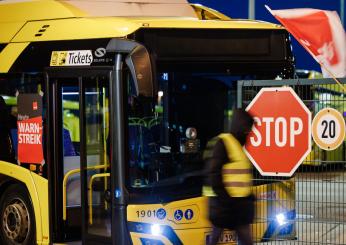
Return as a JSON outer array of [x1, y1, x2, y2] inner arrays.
[[266, 5, 346, 78]]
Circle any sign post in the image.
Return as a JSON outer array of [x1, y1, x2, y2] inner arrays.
[[245, 87, 311, 177]]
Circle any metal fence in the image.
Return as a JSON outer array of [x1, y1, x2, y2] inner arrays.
[[237, 78, 346, 244]]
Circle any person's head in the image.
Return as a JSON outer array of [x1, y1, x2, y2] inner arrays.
[[229, 108, 254, 145]]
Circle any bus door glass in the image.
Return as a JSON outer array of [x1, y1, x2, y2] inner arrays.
[[82, 76, 111, 241], [61, 81, 82, 240], [49, 70, 112, 244]]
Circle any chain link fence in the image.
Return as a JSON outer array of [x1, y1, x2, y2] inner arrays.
[[237, 78, 346, 244]]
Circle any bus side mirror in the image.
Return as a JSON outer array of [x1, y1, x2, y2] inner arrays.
[[125, 45, 153, 97], [106, 38, 154, 98]]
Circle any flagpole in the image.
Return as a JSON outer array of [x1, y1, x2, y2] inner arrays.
[[300, 46, 346, 93], [318, 61, 346, 93], [307, 49, 346, 93]]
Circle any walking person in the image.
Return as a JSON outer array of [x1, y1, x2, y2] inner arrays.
[[203, 108, 255, 245]]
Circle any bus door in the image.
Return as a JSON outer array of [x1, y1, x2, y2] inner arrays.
[[48, 68, 113, 244]]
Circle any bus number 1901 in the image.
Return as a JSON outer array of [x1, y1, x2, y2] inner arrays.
[[136, 210, 156, 218]]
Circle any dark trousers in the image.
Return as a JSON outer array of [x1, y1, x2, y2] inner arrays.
[[208, 225, 253, 245]]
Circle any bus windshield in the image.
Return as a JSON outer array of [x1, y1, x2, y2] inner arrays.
[[126, 28, 293, 201], [126, 70, 276, 199]]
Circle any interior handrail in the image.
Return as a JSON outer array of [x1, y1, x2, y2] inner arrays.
[[62, 164, 109, 221], [88, 173, 110, 225]]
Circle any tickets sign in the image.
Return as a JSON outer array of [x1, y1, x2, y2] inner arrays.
[[17, 94, 44, 164], [50, 50, 93, 66]]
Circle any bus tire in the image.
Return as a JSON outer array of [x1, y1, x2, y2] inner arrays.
[[0, 184, 36, 245]]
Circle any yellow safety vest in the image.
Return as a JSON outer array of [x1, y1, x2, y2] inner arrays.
[[202, 136, 219, 197], [219, 133, 253, 197]]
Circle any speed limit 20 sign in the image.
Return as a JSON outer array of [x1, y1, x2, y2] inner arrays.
[[312, 108, 346, 151]]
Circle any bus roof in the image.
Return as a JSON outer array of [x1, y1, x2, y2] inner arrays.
[[0, 0, 198, 21], [0, 0, 283, 43]]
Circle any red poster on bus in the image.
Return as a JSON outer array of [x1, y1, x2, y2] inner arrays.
[[17, 94, 44, 164]]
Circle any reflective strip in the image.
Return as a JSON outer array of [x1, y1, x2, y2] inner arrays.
[[218, 133, 253, 197], [224, 181, 252, 187], [223, 169, 252, 174]]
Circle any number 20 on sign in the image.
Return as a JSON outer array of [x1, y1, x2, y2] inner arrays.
[[312, 108, 346, 151]]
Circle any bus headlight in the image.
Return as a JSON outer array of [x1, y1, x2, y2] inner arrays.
[[276, 213, 287, 226], [151, 224, 162, 236]]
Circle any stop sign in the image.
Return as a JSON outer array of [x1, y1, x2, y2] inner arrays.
[[245, 87, 311, 177]]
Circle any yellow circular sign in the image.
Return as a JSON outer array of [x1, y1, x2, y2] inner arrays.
[[312, 108, 346, 151]]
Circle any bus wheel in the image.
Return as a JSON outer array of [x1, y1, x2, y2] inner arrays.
[[0, 184, 36, 245]]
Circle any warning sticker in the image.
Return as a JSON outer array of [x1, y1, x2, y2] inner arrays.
[[17, 94, 44, 164]]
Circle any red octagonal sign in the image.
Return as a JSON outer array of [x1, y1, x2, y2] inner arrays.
[[245, 87, 311, 177]]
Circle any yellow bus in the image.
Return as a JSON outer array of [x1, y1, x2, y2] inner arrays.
[[0, 0, 296, 244]]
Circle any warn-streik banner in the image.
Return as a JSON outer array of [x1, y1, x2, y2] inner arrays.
[[17, 94, 44, 164]]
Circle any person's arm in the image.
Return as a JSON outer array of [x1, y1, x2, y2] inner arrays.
[[210, 140, 229, 199]]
